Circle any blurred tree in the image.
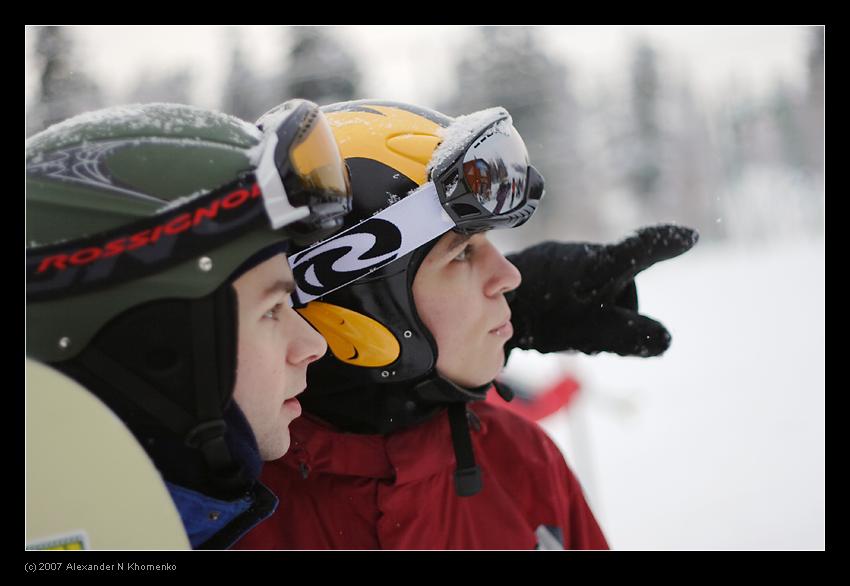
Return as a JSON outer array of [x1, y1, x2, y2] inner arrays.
[[770, 81, 809, 172], [807, 26, 824, 106], [626, 40, 663, 203], [442, 26, 598, 244], [801, 25, 824, 235], [27, 26, 104, 137], [667, 79, 725, 239], [710, 27, 825, 242], [220, 30, 266, 121], [125, 67, 193, 105], [282, 26, 362, 106], [804, 26, 824, 175]]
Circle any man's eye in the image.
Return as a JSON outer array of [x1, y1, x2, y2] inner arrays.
[[453, 244, 473, 262], [263, 303, 283, 321]]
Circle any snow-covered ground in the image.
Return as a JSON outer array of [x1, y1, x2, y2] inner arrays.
[[503, 236, 825, 550]]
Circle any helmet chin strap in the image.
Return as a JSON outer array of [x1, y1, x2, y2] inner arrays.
[[412, 373, 510, 498], [184, 290, 246, 491], [73, 285, 249, 497]]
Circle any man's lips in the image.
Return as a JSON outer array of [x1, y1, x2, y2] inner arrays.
[[282, 382, 306, 417], [489, 317, 513, 337], [282, 396, 302, 418]]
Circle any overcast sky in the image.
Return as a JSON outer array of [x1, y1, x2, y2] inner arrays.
[[25, 25, 816, 111]]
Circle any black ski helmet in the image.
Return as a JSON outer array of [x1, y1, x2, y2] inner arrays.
[[295, 100, 542, 423], [297, 102, 452, 392]]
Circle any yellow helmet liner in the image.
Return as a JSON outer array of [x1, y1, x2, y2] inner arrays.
[[297, 301, 400, 367]]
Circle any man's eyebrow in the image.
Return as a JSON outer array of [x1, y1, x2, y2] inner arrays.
[[443, 232, 472, 252], [262, 279, 296, 299]]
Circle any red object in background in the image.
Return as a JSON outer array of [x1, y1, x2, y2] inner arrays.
[[487, 375, 581, 422]]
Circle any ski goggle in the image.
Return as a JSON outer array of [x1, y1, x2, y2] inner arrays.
[[256, 99, 352, 236], [288, 108, 544, 304], [26, 100, 352, 301], [428, 107, 544, 234]]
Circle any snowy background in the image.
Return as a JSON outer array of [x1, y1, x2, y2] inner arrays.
[[509, 235, 825, 550], [25, 25, 825, 549]]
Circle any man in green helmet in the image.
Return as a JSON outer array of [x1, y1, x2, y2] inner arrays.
[[25, 100, 354, 549]]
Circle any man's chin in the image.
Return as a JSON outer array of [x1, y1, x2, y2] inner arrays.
[[464, 365, 504, 389], [436, 348, 505, 389], [259, 432, 291, 462]]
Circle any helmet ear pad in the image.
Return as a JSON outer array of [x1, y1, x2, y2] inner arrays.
[[299, 242, 445, 434], [302, 242, 439, 392], [296, 153, 444, 394], [55, 284, 238, 450]]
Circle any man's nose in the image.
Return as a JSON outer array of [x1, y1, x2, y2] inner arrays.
[[484, 244, 522, 298], [289, 313, 328, 366]]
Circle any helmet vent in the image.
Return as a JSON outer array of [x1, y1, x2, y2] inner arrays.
[[450, 203, 480, 218]]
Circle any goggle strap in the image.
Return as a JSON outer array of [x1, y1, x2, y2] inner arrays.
[[289, 182, 455, 304]]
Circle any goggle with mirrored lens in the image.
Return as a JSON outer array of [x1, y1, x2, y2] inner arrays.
[[428, 107, 544, 234]]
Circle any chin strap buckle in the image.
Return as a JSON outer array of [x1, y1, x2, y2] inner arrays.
[[447, 403, 482, 497], [185, 419, 227, 449], [184, 419, 240, 479], [454, 465, 482, 497]]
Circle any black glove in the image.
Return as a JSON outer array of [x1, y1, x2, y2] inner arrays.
[[505, 224, 699, 358]]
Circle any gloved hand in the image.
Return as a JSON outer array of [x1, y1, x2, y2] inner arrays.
[[505, 224, 699, 358]]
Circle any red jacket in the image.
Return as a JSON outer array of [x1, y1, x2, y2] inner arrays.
[[234, 401, 608, 550]]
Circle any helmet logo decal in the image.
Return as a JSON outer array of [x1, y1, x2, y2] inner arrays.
[[296, 301, 401, 367], [28, 141, 181, 205], [291, 218, 402, 297], [289, 182, 456, 304], [27, 177, 266, 300]]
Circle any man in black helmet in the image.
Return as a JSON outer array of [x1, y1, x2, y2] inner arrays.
[[235, 100, 697, 550], [25, 100, 352, 549]]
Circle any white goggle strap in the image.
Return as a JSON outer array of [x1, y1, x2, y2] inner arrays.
[[288, 182, 455, 304], [255, 123, 312, 230]]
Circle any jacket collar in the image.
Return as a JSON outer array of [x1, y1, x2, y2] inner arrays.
[[281, 406, 489, 486], [167, 480, 278, 549]]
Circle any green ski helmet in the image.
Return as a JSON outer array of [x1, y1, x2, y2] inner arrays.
[[26, 101, 350, 493], [27, 100, 350, 362]]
